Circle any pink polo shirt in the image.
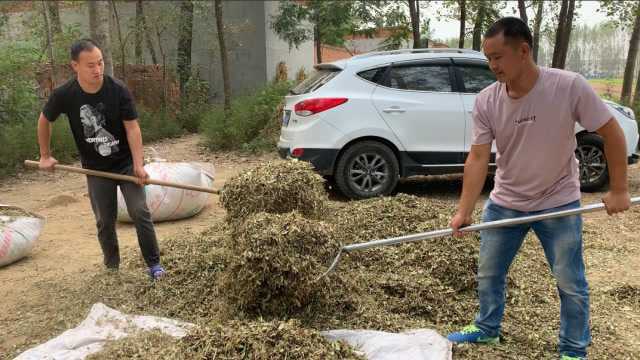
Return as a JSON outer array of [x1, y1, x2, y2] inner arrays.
[[472, 66, 613, 211]]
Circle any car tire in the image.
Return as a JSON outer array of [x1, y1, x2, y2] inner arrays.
[[576, 133, 608, 192], [334, 141, 399, 199]]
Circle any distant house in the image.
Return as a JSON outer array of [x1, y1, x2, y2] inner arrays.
[[316, 28, 449, 63], [0, 1, 314, 103]]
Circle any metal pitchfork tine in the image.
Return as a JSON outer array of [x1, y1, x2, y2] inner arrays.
[[317, 196, 640, 280]]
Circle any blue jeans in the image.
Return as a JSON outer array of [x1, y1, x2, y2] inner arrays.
[[474, 199, 590, 357]]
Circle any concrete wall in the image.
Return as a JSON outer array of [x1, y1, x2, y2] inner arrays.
[[0, 1, 314, 103], [263, 1, 314, 81]]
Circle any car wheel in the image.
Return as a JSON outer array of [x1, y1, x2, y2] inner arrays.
[[576, 133, 608, 192], [334, 141, 399, 199]]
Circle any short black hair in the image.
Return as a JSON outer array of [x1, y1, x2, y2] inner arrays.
[[70, 38, 100, 61], [484, 17, 533, 50]]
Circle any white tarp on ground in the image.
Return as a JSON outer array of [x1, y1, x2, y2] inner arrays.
[[321, 329, 452, 360], [14, 303, 194, 360], [117, 162, 215, 222], [15, 303, 451, 360], [0, 205, 45, 268]]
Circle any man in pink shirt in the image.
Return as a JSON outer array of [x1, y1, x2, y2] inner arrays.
[[446, 17, 631, 360]]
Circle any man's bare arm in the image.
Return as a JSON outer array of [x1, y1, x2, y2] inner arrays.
[[37, 113, 58, 169], [595, 118, 630, 214], [123, 119, 148, 184], [450, 143, 491, 235]]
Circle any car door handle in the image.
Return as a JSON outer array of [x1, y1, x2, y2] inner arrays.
[[382, 107, 406, 113]]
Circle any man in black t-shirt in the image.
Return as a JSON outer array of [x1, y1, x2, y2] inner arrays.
[[37, 39, 165, 280]]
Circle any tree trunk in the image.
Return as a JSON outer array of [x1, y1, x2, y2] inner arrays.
[[621, 6, 640, 105], [89, 1, 98, 40], [110, 0, 126, 80], [177, 0, 194, 94], [552, 0, 568, 68], [46, 1, 62, 38], [517, 0, 528, 25], [632, 63, 640, 109], [152, 22, 167, 105], [314, 24, 322, 64], [557, 0, 575, 69], [88, 1, 113, 76], [472, 2, 485, 51], [458, 0, 466, 48], [532, 0, 543, 63], [135, 0, 143, 64], [138, 1, 157, 64], [409, 0, 421, 48], [215, 0, 231, 113], [42, 1, 56, 86]]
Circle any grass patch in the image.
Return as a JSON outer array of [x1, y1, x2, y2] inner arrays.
[[137, 107, 185, 143], [588, 78, 623, 101], [0, 117, 77, 177], [200, 81, 291, 152], [588, 78, 623, 86]]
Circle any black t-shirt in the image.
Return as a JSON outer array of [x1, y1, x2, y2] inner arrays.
[[42, 75, 138, 172]]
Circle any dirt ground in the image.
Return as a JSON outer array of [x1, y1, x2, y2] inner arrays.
[[0, 134, 276, 354], [1, 133, 639, 358]]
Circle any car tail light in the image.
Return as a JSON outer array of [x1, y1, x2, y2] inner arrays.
[[291, 148, 304, 157], [294, 98, 348, 116]]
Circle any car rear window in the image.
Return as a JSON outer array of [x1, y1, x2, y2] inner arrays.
[[357, 67, 387, 85], [290, 69, 340, 95]]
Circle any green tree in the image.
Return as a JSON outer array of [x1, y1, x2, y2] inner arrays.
[[177, 0, 194, 94], [45, 1, 62, 39], [532, 0, 543, 63], [438, 0, 466, 47], [469, 1, 503, 51], [458, 0, 466, 48], [517, 0, 528, 24], [134, 0, 158, 64], [408, 0, 422, 48], [551, 0, 576, 69], [215, 0, 231, 113], [271, 0, 383, 63], [600, 0, 640, 105], [88, 0, 113, 76], [439, 0, 502, 50]]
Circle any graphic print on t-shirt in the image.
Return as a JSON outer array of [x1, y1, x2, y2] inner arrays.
[[79, 104, 120, 157]]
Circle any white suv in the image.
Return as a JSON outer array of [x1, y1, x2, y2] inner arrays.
[[278, 48, 639, 199]]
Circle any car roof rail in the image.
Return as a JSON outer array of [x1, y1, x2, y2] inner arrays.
[[351, 48, 483, 60]]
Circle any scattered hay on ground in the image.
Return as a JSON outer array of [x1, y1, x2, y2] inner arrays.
[[219, 160, 327, 225], [0, 206, 33, 218], [328, 194, 480, 293], [607, 284, 640, 308], [86, 330, 172, 359], [9, 189, 640, 359], [89, 320, 364, 360]]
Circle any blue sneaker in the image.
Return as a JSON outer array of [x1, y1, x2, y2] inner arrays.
[[149, 264, 166, 280], [447, 324, 499, 344]]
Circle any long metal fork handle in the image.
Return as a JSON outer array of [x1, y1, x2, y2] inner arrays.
[[345, 197, 640, 252], [318, 196, 640, 279]]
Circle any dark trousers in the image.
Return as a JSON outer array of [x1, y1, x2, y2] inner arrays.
[[86, 166, 160, 268]]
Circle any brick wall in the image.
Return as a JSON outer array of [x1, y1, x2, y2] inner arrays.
[[36, 64, 180, 110]]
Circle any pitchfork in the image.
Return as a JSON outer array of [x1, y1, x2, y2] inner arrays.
[[318, 196, 640, 280]]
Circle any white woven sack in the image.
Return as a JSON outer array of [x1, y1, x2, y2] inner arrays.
[[117, 162, 215, 222], [0, 205, 45, 267]]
